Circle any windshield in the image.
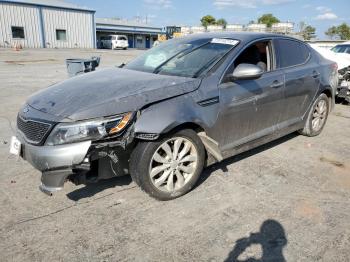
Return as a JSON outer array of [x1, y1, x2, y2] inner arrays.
[[124, 37, 238, 77]]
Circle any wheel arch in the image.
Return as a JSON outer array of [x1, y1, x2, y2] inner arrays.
[[319, 85, 334, 111]]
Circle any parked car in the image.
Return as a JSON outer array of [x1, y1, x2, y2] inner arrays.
[[10, 33, 337, 200], [331, 42, 350, 54], [100, 35, 128, 50], [310, 44, 350, 103]]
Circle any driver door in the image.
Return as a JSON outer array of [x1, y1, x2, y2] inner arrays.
[[217, 40, 285, 152]]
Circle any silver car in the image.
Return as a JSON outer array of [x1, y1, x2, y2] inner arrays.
[[10, 33, 337, 200]]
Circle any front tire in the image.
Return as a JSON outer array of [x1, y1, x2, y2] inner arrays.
[[299, 93, 329, 137], [130, 129, 205, 200]]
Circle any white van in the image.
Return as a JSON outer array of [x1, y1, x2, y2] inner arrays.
[[100, 35, 128, 50]]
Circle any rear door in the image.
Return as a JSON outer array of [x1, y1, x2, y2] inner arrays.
[[275, 39, 320, 127]]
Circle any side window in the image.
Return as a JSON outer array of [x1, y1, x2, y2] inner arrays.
[[299, 42, 310, 61], [224, 40, 273, 78], [276, 39, 310, 68]]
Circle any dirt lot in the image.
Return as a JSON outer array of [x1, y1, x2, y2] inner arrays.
[[0, 48, 349, 262]]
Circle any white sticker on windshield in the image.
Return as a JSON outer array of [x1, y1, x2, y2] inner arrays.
[[211, 38, 239, 46], [144, 53, 167, 68]]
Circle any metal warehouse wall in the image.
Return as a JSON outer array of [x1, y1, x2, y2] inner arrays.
[[0, 2, 95, 48], [42, 8, 94, 48], [0, 3, 42, 48]]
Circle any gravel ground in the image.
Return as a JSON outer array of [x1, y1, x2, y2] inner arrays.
[[0, 48, 349, 262]]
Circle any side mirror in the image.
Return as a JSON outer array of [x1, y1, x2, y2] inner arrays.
[[231, 63, 264, 80]]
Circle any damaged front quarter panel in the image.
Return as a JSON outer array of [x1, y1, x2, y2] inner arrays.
[[133, 87, 224, 164]]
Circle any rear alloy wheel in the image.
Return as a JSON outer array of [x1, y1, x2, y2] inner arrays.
[[299, 93, 329, 136], [130, 129, 205, 200], [311, 99, 327, 132]]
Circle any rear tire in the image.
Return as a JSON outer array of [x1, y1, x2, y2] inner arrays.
[[130, 129, 205, 200], [299, 93, 329, 137]]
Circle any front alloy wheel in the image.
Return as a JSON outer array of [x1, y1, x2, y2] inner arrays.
[[130, 129, 205, 200], [149, 137, 198, 192]]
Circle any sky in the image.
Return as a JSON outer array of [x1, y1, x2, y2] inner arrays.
[[68, 0, 350, 39]]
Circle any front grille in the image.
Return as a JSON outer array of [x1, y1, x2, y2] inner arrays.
[[17, 116, 52, 144]]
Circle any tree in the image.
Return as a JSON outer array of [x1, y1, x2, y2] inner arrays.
[[325, 23, 350, 40], [337, 23, 350, 40], [200, 15, 216, 28], [325, 26, 338, 39], [257, 14, 280, 27], [302, 25, 316, 40], [216, 18, 227, 28]]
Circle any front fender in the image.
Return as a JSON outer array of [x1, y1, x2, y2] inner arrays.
[[134, 94, 219, 137]]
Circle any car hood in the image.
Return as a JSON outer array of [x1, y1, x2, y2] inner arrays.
[[27, 68, 201, 121]]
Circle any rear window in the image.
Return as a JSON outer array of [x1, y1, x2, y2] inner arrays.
[[117, 36, 127, 41], [276, 39, 310, 68]]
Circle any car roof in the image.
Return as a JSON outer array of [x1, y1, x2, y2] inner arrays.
[[178, 32, 298, 43], [334, 43, 350, 46]]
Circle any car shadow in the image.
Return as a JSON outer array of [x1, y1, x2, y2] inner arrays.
[[224, 219, 287, 262], [66, 175, 132, 201], [197, 132, 299, 187]]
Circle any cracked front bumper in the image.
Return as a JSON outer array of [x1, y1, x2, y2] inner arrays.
[[18, 135, 91, 194]]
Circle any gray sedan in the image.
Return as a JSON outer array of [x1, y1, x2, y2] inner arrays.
[[11, 33, 338, 200]]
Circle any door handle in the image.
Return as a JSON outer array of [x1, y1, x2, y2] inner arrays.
[[270, 80, 283, 89], [312, 71, 320, 78]]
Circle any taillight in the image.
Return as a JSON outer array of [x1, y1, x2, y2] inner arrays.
[[331, 63, 338, 72]]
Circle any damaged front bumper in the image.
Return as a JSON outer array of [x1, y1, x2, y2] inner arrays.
[[17, 131, 133, 196], [18, 136, 91, 195], [336, 87, 350, 102], [336, 80, 350, 102]]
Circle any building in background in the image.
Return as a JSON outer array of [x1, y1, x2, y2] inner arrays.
[[271, 22, 294, 35], [96, 18, 162, 49], [246, 23, 267, 32], [206, 25, 223, 32], [0, 0, 96, 48], [177, 22, 296, 36], [226, 24, 244, 32], [0, 0, 298, 49]]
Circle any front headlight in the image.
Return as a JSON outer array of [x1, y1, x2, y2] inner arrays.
[[45, 112, 133, 146]]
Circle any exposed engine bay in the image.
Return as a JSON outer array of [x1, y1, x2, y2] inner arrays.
[[310, 44, 350, 104], [337, 65, 350, 103]]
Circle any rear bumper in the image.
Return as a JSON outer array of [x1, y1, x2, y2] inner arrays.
[[113, 44, 128, 49]]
